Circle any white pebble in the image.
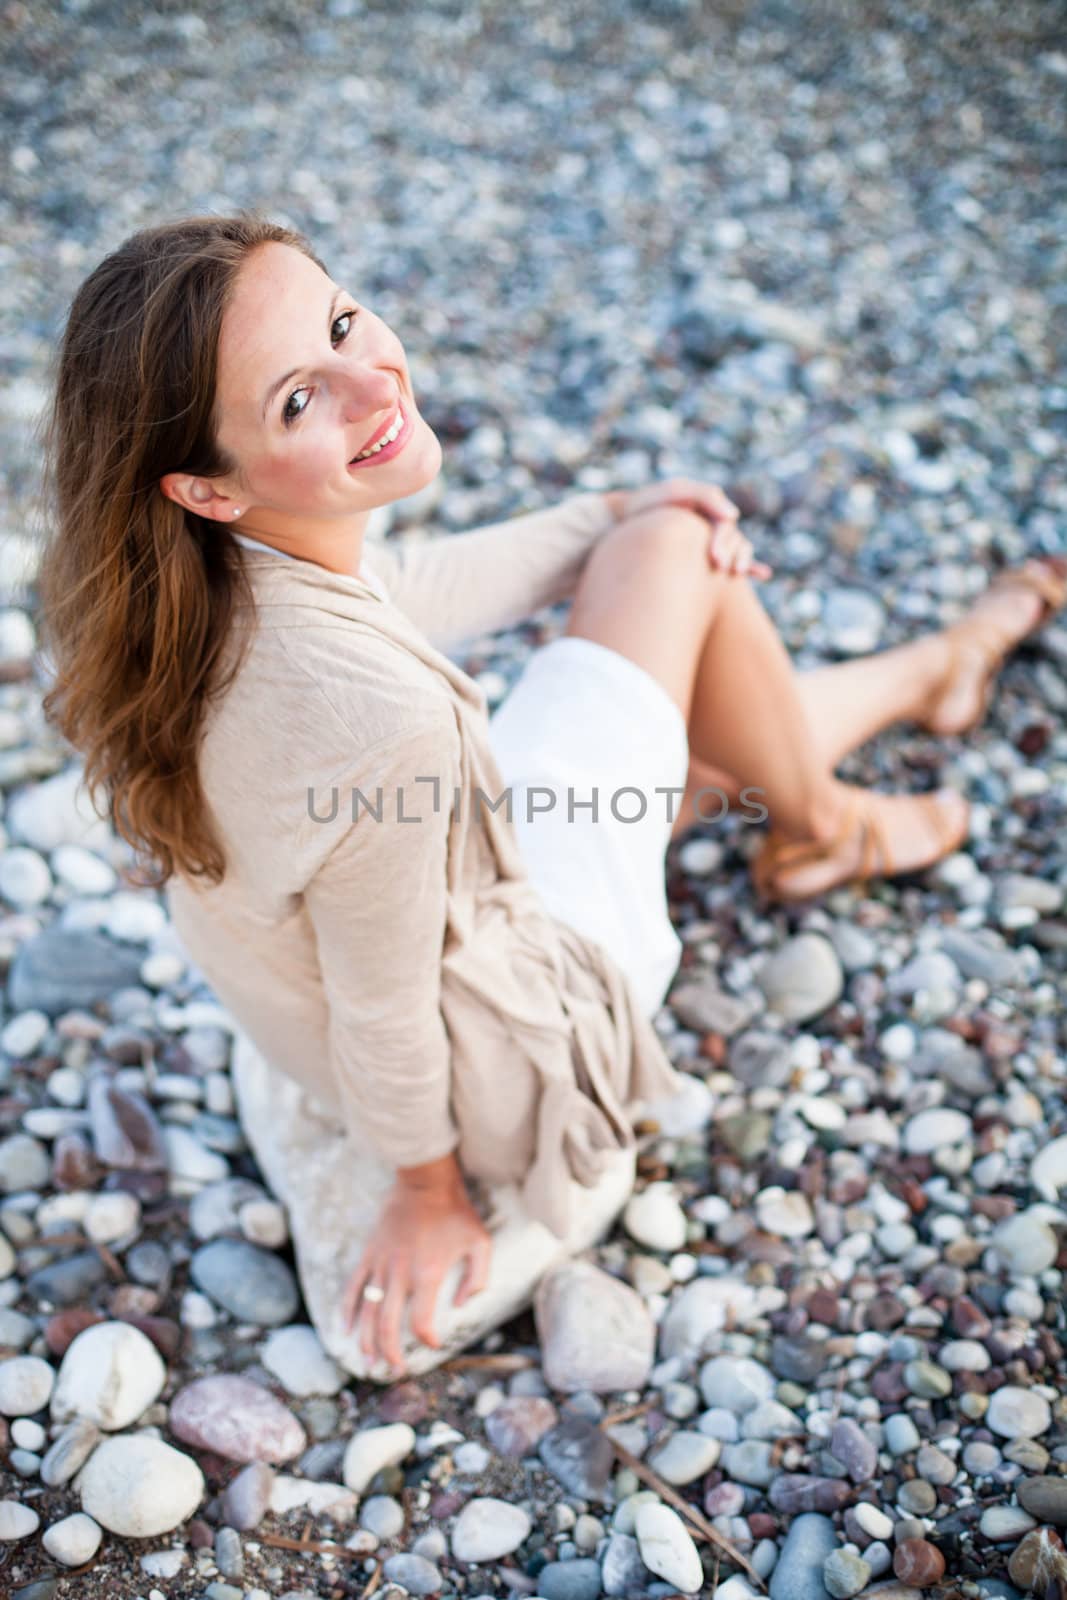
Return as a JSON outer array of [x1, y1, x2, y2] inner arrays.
[[80, 1435, 204, 1536], [42, 1511, 103, 1566], [85, 1191, 141, 1245], [1, 1010, 50, 1058], [0, 1354, 55, 1416], [140, 1549, 188, 1578], [261, 1325, 346, 1397], [162, 1125, 229, 1185], [852, 1503, 893, 1541], [1031, 1136, 1067, 1202], [986, 1386, 1051, 1440], [52, 1321, 165, 1431], [11, 1417, 46, 1451], [105, 892, 167, 943], [879, 1023, 915, 1062], [902, 1108, 972, 1154], [46, 1065, 86, 1107], [51, 844, 118, 895], [756, 1186, 814, 1237], [0, 846, 53, 908], [140, 951, 186, 988], [450, 1496, 531, 1561], [635, 1502, 703, 1593], [990, 1211, 1059, 1277], [623, 1182, 689, 1253], [239, 1199, 288, 1248], [343, 1423, 416, 1493], [0, 1500, 39, 1539]]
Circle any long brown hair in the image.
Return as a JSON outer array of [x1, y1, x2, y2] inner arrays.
[[37, 211, 327, 890]]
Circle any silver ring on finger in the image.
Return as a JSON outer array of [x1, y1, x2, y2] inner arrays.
[[361, 1284, 386, 1304]]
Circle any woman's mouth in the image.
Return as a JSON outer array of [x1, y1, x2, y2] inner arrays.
[[348, 403, 412, 470]]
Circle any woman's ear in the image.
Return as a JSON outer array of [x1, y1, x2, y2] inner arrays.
[[159, 471, 241, 524]]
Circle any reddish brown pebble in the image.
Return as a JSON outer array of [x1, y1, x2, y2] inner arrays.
[[951, 1295, 992, 1338], [44, 1305, 106, 1356], [829, 1173, 869, 1205], [865, 1295, 906, 1331], [377, 1379, 429, 1424], [53, 1132, 98, 1189], [699, 1032, 728, 1065], [101, 1169, 168, 1202], [748, 1513, 777, 1540], [484, 1396, 558, 1458], [429, 1489, 466, 1519], [188, 1517, 215, 1548], [120, 1313, 181, 1361], [1008, 1527, 1065, 1589], [870, 1363, 910, 1404], [893, 1538, 946, 1585], [972, 1195, 1016, 1220], [807, 1288, 840, 1326]]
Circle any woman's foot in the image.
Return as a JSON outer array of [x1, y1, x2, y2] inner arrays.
[[920, 556, 1067, 737], [751, 781, 970, 903]]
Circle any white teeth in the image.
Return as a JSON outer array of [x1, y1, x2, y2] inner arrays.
[[353, 407, 403, 461]]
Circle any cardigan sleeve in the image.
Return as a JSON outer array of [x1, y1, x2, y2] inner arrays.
[[301, 718, 461, 1170], [366, 491, 617, 653]]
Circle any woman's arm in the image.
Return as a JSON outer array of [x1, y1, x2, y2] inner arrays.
[[367, 490, 619, 653], [302, 715, 490, 1367], [368, 479, 767, 655]]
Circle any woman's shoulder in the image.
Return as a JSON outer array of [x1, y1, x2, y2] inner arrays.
[[203, 614, 454, 776]]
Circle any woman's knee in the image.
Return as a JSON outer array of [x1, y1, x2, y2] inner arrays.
[[599, 503, 715, 576]]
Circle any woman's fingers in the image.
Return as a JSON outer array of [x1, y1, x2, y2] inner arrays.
[[706, 486, 740, 522], [708, 525, 731, 567], [708, 526, 745, 570], [730, 537, 753, 575], [376, 1262, 411, 1370], [455, 1231, 493, 1305], [357, 1266, 386, 1361], [707, 526, 773, 580], [342, 1257, 372, 1336], [411, 1272, 444, 1349]]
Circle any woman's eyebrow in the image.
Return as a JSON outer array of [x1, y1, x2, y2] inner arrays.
[[260, 287, 344, 422]]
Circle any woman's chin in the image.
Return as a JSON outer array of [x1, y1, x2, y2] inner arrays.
[[403, 429, 444, 492]]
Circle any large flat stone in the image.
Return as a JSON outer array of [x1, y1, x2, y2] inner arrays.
[[231, 1028, 637, 1382]]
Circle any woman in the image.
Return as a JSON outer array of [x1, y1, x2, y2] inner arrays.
[[38, 211, 1067, 1373]]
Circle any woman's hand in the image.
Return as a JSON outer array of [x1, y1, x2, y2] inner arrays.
[[607, 477, 774, 580], [342, 1157, 492, 1370]]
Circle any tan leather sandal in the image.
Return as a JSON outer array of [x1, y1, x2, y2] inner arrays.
[[921, 555, 1067, 736], [750, 787, 970, 905]]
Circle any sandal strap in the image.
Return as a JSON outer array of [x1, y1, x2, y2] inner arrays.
[[752, 789, 968, 903], [853, 792, 893, 889], [752, 790, 865, 900], [918, 790, 965, 856], [922, 556, 1067, 733]]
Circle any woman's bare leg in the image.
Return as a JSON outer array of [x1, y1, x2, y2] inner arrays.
[[564, 506, 967, 884], [670, 636, 951, 840], [667, 572, 1053, 841]]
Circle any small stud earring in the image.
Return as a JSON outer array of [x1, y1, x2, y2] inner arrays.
[[231, 507, 242, 517]]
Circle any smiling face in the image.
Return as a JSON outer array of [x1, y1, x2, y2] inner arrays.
[[203, 241, 442, 562]]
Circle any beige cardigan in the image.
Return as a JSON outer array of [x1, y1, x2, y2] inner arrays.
[[165, 493, 687, 1237]]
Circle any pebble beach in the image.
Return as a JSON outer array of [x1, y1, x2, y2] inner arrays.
[[0, 2, 1065, 1598]]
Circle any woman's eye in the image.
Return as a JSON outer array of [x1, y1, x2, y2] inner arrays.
[[281, 307, 360, 426]]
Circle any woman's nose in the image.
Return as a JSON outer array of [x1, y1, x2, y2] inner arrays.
[[338, 362, 396, 422]]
